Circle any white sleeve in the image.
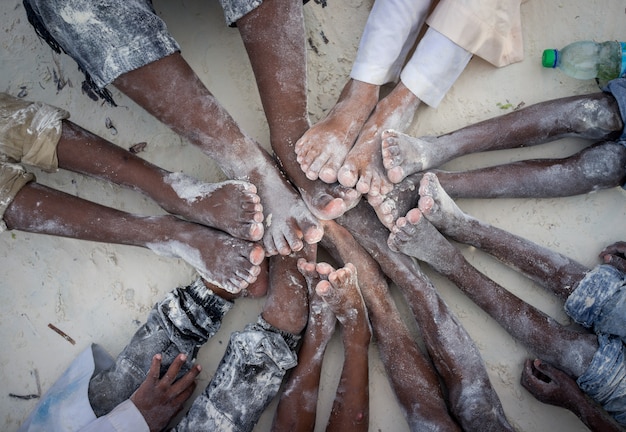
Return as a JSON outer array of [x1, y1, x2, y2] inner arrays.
[[350, 0, 433, 85], [80, 400, 149, 432], [400, 27, 472, 108]]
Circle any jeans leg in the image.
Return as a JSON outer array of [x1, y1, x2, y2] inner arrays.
[[88, 278, 233, 416], [174, 316, 300, 432]]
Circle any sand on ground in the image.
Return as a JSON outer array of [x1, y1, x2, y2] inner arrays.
[[1, 1, 625, 431]]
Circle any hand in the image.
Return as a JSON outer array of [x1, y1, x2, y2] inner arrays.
[[130, 353, 201, 432], [520, 358, 579, 410], [599, 241, 626, 273]]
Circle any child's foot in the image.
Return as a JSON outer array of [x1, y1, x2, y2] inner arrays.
[[147, 220, 265, 294], [297, 258, 338, 346], [295, 79, 379, 184], [382, 130, 441, 183], [417, 172, 471, 237], [338, 82, 420, 198], [204, 257, 269, 301], [314, 262, 371, 344], [249, 161, 324, 256], [162, 174, 264, 241], [368, 173, 422, 229], [298, 179, 362, 221], [387, 208, 460, 274]]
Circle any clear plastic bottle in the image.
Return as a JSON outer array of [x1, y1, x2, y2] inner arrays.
[[542, 40, 626, 82]]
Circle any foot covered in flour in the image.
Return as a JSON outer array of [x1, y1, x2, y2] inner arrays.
[[295, 79, 379, 185], [382, 130, 442, 184], [162, 173, 264, 241], [311, 262, 371, 344], [147, 220, 265, 294]]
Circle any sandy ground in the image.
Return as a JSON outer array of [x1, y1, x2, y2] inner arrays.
[[1, 0, 625, 431]]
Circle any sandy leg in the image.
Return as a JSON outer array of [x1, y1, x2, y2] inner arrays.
[[271, 258, 336, 432], [369, 173, 422, 229], [56, 122, 266, 242], [381, 130, 443, 183], [295, 79, 379, 184], [110, 53, 323, 257], [160, 175, 264, 241], [147, 222, 265, 294], [237, 0, 362, 223], [337, 82, 420, 197]]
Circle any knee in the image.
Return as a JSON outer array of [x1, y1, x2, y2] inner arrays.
[[568, 95, 623, 139], [576, 142, 626, 189]]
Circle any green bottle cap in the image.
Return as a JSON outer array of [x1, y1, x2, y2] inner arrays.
[[542, 49, 557, 68]]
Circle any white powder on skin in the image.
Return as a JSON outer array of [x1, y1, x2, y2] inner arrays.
[[146, 239, 228, 292], [163, 171, 219, 203]]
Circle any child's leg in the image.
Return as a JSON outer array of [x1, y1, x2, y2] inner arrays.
[[334, 205, 513, 431], [434, 141, 626, 199], [416, 172, 589, 298], [271, 258, 337, 432], [388, 206, 598, 378], [58, 120, 264, 241], [314, 262, 371, 432], [236, 0, 361, 221], [321, 219, 462, 431], [4, 182, 265, 293], [382, 92, 623, 181]]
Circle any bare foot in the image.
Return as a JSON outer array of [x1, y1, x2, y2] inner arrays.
[[146, 220, 265, 294], [338, 82, 421, 197], [417, 172, 470, 237], [161, 173, 264, 241], [297, 258, 337, 346], [387, 208, 460, 274], [314, 262, 371, 344], [369, 173, 422, 230], [249, 162, 324, 256], [382, 130, 441, 183], [295, 79, 379, 183], [297, 180, 362, 221], [204, 257, 269, 301]]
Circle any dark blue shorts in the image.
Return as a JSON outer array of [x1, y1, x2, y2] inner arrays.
[[565, 264, 626, 425], [22, 0, 264, 103]]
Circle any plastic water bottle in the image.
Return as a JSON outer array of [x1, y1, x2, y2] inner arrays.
[[542, 40, 626, 82]]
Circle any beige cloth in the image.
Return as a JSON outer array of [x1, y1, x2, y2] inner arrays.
[[0, 93, 69, 230], [427, 0, 526, 67]]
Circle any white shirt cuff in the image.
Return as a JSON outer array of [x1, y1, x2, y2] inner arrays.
[[81, 400, 149, 432]]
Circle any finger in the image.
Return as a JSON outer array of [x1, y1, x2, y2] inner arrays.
[[147, 353, 163, 382], [172, 364, 202, 395], [161, 354, 187, 385], [172, 380, 198, 408]]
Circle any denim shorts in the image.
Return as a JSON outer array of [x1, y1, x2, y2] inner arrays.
[[22, 0, 263, 103], [565, 264, 626, 342], [565, 264, 626, 425], [605, 78, 626, 142], [88, 277, 234, 416], [173, 316, 299, 432]]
